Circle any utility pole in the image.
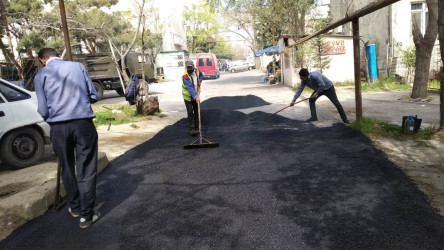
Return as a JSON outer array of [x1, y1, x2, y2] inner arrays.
[[59, 0, 72, 60], [353, 19, 362, 121]]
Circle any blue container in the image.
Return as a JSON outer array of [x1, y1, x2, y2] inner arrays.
[[365, 44, 378, 82]]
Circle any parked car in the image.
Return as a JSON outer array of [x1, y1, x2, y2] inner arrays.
[[246, 61, 256, 70], [228, 62, 250, 73], [0, 78, 50, 168], [196, 53, 220, 79]]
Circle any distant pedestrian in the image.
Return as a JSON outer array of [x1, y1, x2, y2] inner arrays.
[[182, 60, 203, 136], [222, 61, 227, 72], [34, 48, 101, 228], [290, 68, 349, 124]]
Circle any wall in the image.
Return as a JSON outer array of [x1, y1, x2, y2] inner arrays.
[[159, 51, 188, 80], [320, 36, 355, 82]]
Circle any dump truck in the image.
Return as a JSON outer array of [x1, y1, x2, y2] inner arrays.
[[21, 52, 158, 100], [72, 52, 157, 100]]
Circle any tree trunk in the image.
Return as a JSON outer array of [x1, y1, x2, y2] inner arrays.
[[438, 0, 444, 130], [411, 45, 434, 99], [410, 0, 438, 99]]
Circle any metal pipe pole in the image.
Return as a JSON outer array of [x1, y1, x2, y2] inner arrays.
[[59, 0, 72, 61], [353, 19, 362, 121]]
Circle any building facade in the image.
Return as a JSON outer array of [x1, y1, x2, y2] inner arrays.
[[330, 0, 441, 80]]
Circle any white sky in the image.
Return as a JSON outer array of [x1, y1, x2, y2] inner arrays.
[[110, 0, 194, 12]]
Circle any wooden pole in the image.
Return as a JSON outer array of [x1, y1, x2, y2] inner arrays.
[[353, 19, 362, 121], [59, 0, 72, 61]]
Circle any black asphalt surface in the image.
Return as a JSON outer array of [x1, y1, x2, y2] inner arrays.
[[2, 95, 444, 249]]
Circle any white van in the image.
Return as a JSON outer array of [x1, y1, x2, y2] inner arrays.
[[0, 78, 50, 168]]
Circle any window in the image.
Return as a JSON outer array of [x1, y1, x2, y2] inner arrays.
[[198, 58, 205, 67], [411, 2, 428, 36], [0, 81, 30, 102], [0, 95, 4, 103], [206, 57, 212, 66]]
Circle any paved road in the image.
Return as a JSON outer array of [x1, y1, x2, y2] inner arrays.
[[2, 71, 444, 249]]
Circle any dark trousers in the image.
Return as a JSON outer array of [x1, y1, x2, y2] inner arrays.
[[309, 86, 348, 122], [184, 99, 199, 130], [50, 119, 98, 219]]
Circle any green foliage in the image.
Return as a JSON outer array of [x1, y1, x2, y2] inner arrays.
[[361, 77, 412, 91], [400, 46, 416, 83], [350, 117, 436, 140], [400, 46, 416, 68], [183, 2, 221, 53], [16, 32, 45, 54], [92, 105, 150, 126], [350, 117, 403, 139]]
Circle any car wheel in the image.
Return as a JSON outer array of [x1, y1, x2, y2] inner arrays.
[[94, 82, 104, 100], [248, 67, 252, 70], [230, 69, 236, 73], [0, 127, 45, 169], [115, 88, 125, 97]]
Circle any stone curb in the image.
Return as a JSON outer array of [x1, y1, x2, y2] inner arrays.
[[0, 152, 109, 223]]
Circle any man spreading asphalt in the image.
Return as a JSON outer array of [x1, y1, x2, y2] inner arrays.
[[182, 60, 203, 136], [34, 48, 101, 228], [290, 68, 350, 124]]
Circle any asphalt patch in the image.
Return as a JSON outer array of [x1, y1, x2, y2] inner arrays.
[[1, 95, 444, 249]]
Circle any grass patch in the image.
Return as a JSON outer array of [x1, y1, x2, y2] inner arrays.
[[350, 117, 436, 141], [92, 104, 155, 126], [362, 78, 411, 91]]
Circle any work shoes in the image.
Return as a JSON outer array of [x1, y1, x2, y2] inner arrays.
[[305, 117, 318, 122], [189, 128, 199, 136], [68, 207, 79, 218], [79, 212, 101, 229]]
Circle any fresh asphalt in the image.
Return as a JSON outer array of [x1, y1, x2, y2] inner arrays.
[[1, 73, 444, 249]]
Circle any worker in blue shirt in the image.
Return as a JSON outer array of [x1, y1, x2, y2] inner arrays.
[[182, 60, 203, 136], [34, 48, 100, 229], [290, 68, 349, 124]]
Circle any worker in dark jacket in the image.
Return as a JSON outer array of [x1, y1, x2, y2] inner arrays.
[[290, 68, 349, 124], [182, 60, 203, 136]]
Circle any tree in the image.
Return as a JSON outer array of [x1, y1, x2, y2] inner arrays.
[[400, 46, 416, 84], [0, 0, 45, 74], [437, 0, 444, 130], [308, 17, 331, 73], [183, 2, 219, 53], [140, 6, 163, 67], [410, 0, 438, 99]]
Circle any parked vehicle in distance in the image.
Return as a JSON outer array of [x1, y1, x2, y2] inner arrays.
[[228, 62, 250, 73], [246, 61, 256, 70], [196, 53, 220, 79], [23, 52, 159, 100], [0, 78, 51, 169]]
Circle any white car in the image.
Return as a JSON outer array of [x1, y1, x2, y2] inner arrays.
[[228, 62, 250, 73], [0, 78, 50, 168]]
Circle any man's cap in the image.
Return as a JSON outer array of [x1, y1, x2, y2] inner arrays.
[[299, 68, 309, 77], [185, 60, 194, 67]]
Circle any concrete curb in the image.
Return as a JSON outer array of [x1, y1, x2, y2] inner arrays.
[[0, 152, 109, 234]]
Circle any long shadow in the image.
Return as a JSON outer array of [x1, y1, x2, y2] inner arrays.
[[1, 95, 444, 249]]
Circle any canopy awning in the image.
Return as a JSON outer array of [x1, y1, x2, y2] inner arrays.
[[254, 45, 279, 57]]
